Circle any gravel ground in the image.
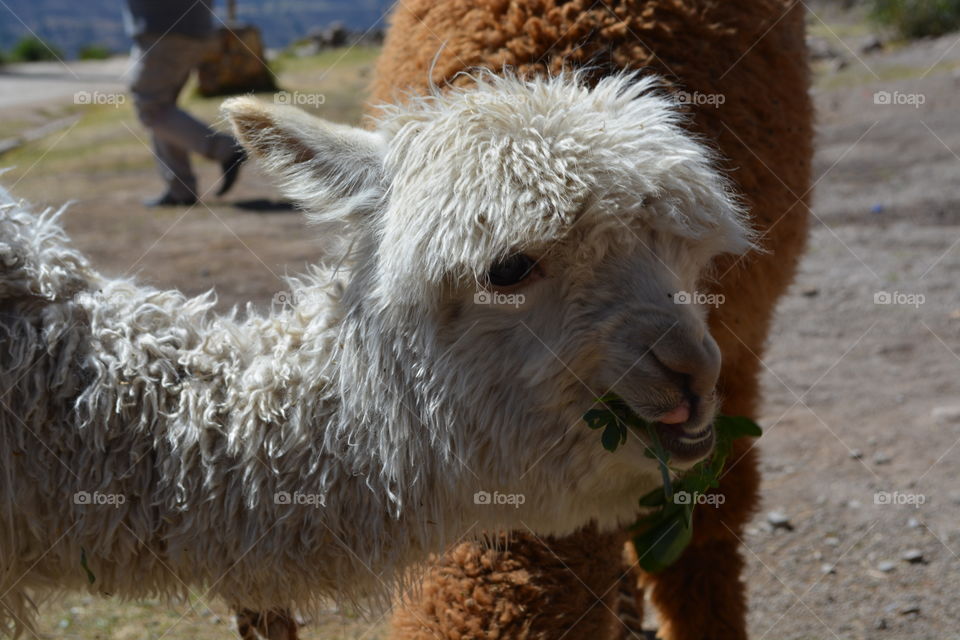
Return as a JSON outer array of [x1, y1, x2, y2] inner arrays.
[[740, 30, 960, 640]]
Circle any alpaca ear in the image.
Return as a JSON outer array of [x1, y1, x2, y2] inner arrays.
[[221, 97, 386, 223]]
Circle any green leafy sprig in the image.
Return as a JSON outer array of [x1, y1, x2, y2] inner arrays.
[[584, 393, 762, 573]]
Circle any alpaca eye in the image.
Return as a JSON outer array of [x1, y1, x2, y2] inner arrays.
[[487, 254, 536, 287]]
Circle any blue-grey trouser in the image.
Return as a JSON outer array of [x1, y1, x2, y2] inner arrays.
[[129, 33, 236, 199]]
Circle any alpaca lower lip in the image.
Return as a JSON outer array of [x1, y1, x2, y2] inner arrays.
[[654, 420, 715, 462]]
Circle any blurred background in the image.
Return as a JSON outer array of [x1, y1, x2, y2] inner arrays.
[[1, 0, 959, 638]]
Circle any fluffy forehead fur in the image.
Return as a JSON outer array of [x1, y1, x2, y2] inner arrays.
[[378, 73, 749, 286], [225, 73, 752, 308]]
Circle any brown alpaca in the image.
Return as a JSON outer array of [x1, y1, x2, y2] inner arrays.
[[369, 1, 812, 639]]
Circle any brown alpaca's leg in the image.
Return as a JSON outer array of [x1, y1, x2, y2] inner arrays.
[[637, 441, 759, 640], [234, 608, 298, 640]]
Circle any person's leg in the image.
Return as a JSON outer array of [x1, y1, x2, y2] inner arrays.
[[151, 136, 197, 202], [129, 33, 237, 199]]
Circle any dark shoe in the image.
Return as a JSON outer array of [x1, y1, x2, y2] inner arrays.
[[217, 147, 247, 196], [143, 193, 197, 207]]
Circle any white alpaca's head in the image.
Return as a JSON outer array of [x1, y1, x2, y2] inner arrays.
[[223, 73, 753, 535]]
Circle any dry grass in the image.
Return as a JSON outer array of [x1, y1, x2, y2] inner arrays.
[[32, 592, 386, 640]]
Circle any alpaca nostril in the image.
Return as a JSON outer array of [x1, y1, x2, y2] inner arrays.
[[651, 330, 721, 400]]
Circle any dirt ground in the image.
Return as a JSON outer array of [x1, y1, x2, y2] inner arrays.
[[2, 7, 959, 640], [743, 15, 960, 639]]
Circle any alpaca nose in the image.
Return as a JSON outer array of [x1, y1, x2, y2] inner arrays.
[[651, 325, 721, 401]]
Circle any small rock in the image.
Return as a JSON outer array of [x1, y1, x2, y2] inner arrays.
[[807, 37, 840, 61], [825, 536, 840, 546], [907, 517, 921, 528], [849, 449, 863, 460], [902, 549, 924, 564], [767, 510, 793, 530], [931, 405, 960, 423], [861, 35, 884, 54], [821, 563, 836, 574], [873, 452, 892, 465], [878, 560, 896, 573], [801, 286, 819, 297], [829, 57, 849, 73], [847, 499, 863, 509], [875, 617, 888, 630]]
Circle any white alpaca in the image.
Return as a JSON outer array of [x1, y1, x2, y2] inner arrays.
[[0, 73, 751, 636]]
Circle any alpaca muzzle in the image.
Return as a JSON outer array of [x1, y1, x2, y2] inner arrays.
[[604, 314, 722, 462]]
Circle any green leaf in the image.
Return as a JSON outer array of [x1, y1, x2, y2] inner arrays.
[[582, 394, 764, 573], [633, 513, 694, 574], [583, 408, 610, 430], [601, 423, 624, 452], [715, 414, 763, 439], [637, 486, 668, 508]]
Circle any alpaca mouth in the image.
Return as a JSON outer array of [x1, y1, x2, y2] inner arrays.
[[646, 394, 718, 463], [653, 419, 715, 463]]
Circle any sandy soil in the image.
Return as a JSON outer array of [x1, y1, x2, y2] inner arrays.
[[1, 12, 958, 640], [741, 29, 960, 640]]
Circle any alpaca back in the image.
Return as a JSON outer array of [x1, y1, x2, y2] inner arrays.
[[0, 197, 370, 634]]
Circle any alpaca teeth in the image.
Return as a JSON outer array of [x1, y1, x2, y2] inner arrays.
[[680, 425, 711, 440]]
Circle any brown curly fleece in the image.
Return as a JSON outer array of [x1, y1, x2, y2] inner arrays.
[[392, 527, 631, 640], [368, 1, 812, 639]]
